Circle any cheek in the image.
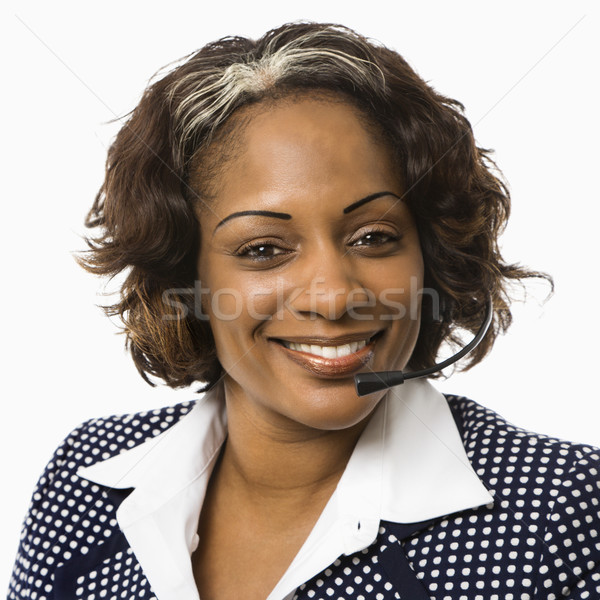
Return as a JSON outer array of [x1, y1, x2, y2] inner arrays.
[[206, 288, 245, 322], [202, 274, 281, 361], [367, 252, 424, 305], [208, 275, 282, 322]]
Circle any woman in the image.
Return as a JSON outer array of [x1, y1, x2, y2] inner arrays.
[[8, 22, 600, 600]]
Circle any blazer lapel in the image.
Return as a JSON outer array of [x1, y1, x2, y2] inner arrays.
[[52, 530, 131, 599], [51, 487, 145, 600], [377, 520, 436, 600]]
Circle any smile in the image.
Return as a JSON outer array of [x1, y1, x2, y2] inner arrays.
[[272, 331, 383, 377], [280, 339, 368, 358]]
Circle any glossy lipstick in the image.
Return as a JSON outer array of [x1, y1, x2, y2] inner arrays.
[[273, 332, 381, 377]]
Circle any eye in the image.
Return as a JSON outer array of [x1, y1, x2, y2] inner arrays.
[[353, 231, 396, 246], [351, 227, 401, 248], [235, 241, 291, 261]]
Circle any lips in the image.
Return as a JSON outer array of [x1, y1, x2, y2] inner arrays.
[[272, 331, 383, 377]]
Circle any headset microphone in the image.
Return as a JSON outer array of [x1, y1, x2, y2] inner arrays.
[[354, 296, 494, 396]]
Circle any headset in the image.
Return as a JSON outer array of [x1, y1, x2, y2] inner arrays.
[[354, 296, 494, 396]]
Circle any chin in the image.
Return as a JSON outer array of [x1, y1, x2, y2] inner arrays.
[[284, 382, 384, 431]]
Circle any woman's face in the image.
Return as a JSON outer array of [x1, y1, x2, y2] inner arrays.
[[197, 96, 424, 431]]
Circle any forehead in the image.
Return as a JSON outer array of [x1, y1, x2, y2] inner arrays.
[[195, 95, 399, 218]]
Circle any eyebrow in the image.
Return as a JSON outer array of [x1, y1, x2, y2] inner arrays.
[[342, 191, 402, 214], [214, 210, 292, 232], [213, 191, 401, 233]]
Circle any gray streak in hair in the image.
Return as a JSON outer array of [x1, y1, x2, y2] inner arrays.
[[169, 28, 386, 157]]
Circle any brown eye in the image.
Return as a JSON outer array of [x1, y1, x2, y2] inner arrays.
[[352, 229, 400, 247], [353, 232, 396, 246], [236, 242, 289, 261]]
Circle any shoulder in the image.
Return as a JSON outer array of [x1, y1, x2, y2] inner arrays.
[[441, 394, 600, 596], [25, 399, 196, 506], [28, 400, 197, 494], [8, 401, 194, 599], [445, 393, 600, 482], [69, 400, 196, 466]]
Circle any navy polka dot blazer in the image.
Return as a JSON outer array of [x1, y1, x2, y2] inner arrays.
[[8, 395, 600, 599]]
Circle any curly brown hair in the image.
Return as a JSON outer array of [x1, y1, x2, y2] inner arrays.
[[79, 22, 551, 390]]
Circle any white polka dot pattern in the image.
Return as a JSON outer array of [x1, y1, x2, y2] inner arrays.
[[438, 397, 600, 599], [8, 402, 192, 599], [294, 534, 403, 600], [8, 396, 600, 599], [74, 548, 148, 600]]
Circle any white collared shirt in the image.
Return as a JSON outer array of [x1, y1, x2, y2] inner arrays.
[[78, 379, 493, 600]]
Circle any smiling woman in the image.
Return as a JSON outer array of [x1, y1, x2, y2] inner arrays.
[[8, 22, 600, 600]]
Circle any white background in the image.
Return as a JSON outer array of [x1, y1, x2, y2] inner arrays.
[[2, 0, 599, 591]]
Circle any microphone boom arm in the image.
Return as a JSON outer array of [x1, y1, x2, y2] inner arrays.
[[354, 296, 494, 396]]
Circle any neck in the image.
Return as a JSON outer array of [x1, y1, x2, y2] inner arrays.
[[218, 381, 373, 509]]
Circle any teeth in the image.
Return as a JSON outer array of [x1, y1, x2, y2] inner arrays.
[[283, 338, 370, 358], [322, 346, 337, 359], [337, 343, 353, 357]]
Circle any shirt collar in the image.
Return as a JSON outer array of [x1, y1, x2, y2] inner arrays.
[[78, 383, 227, 600], [346, 376, 493, 524], [78, 379, 493, 600]]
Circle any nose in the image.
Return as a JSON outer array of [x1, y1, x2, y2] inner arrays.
[[285, 246, 372, 321]]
